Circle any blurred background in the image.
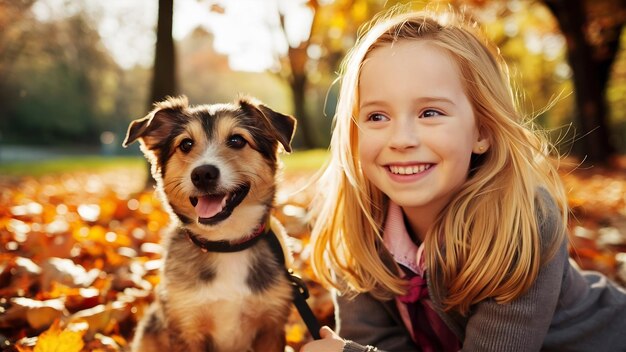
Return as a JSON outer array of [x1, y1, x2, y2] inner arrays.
[[1, 1, 626, 351], [0, 0, 625, 163]]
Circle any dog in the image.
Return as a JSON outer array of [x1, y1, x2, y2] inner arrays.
[[123, 95, 297, 352]]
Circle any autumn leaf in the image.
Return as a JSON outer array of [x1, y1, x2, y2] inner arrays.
[[0, 297, 67, 330], [33, 320, 87, 352], [286, 322, 306, 345]]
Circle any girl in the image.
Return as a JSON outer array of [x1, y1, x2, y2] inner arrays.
[[301, 8, 626, 352]]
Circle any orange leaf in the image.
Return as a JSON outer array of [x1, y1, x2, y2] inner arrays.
[[34, 320, 86, 352], [286, 322, 306, 344]]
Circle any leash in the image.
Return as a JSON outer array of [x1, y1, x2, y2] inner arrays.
[[265, 228, 322, 340]]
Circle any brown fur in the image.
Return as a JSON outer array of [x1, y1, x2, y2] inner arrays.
[[124, 96, 297, 352]]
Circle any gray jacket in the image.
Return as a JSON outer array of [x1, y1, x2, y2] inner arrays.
[[337, 191, 626, 352]]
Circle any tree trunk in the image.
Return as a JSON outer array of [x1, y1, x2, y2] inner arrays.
[[289, 47, 317, 149], [150, 0, 178, 106], [279, 3, 320, 149], [146, 0, 178, 185], [544, 0, 616, 164]]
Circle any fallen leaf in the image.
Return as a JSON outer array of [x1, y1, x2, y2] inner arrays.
[[0, 297, 67, 330], [33, 320, 86, 352]]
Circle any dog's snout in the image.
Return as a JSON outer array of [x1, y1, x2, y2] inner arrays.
[[191, 165, 220, 189]]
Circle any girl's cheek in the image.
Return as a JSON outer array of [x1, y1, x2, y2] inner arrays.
[[358, 132, 385, 157], [359, 128, 388, 144]]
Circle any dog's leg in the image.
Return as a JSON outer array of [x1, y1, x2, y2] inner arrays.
[[187, 336, 216, 352], [132, 303, 207, 352], [131, 303, 170, 352], [251, 327, 286, 352], [164, 317, 217, 352], [164, 333, 215, 352], [167, 330, 208, 352]]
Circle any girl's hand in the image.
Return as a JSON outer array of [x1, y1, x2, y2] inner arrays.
[[299, 326, 345, 352]]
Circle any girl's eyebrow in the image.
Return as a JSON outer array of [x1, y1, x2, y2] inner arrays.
[[359, 100, 387, 110], [359, 96, 456, 110], [415, 96, 456, 105]]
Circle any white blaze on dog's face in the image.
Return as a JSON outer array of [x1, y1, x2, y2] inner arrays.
[[123, 96, 296, 239]]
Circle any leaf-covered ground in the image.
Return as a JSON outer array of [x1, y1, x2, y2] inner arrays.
[[1, 162, 625, 351]]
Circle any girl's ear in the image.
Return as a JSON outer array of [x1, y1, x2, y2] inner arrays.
[[472, 129, 491, 154]]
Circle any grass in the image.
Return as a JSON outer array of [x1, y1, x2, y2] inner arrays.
[[282, 148, 328, 173], [0, 149, 329, 177], [0, 156, 145, 177]]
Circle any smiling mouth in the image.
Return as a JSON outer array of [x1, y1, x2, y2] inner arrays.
[[189, 183, 251, 225], [388, 164, 433, 175]]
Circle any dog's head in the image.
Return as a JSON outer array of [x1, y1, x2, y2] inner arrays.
[[123, 96, 296, 237]]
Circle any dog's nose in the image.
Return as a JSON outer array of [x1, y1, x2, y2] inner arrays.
[[191, 165, 220, 189]]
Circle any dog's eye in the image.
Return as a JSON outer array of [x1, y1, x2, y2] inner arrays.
[[179, 138, 194, 153], [227, 134, 247, 149]]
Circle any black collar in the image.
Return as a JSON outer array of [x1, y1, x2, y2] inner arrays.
[[185, 222, 267, 253]]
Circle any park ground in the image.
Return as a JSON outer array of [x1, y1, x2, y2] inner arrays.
[[0, 151, 625, 351]]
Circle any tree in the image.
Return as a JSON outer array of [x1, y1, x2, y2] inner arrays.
[[0, 9, 119, 146], [201, 0, 394, 148], [0, 0, 36, 148], [453, 0, 624, 163], [144, 0, 179, 184], [150, 0, 178, 106], [277, 1, 319, 149], [0, 0, 36, 84], [543, 0, 624, 164], [274, 0, 390, 148]]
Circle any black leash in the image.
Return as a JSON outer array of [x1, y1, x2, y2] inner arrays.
[[265, 228, 322, 340]]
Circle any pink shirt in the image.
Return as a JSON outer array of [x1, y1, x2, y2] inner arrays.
[[383, 202, 461, 352]]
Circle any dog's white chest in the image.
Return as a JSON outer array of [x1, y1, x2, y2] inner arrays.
[[204, 251, 253, 299], [169, 251, 260, 350]]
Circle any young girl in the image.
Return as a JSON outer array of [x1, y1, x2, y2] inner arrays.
[[301, 8, 626, 352]]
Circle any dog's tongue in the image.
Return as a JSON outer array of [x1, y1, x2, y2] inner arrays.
[[195, 195, 227, 218]]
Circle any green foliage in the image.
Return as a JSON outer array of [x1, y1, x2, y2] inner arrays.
[[0, 10, 122, 146], [6, 63, 96, 144]]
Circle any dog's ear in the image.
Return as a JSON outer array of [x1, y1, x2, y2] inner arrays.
[[123, 96, 189, 148], [257, 104, 297, 153], [238, 98, 297, 153]]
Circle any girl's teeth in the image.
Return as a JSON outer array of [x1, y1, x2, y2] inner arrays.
[[390, 164, 431, 175]]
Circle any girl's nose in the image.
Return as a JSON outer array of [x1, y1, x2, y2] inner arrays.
[[389, 117, 419, 150]]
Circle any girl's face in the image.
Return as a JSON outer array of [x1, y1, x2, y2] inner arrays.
[[357, 40, 486, 228]]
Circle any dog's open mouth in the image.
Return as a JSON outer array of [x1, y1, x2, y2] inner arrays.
[[189, 183, 251, 225]]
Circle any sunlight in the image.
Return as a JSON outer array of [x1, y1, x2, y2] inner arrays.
[[31, 0, 313, 72], [174, 0, 313, 72], [32, 0, 158, 69]]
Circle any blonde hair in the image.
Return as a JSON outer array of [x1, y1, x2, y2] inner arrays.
[[310, 8, 568, 315]]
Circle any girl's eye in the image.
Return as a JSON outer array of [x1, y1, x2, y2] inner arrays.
[[227, 134, 247, 149], [179, 138, 194, 153], [421, 109, 443, 118], [367, 113, 389, 122]]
